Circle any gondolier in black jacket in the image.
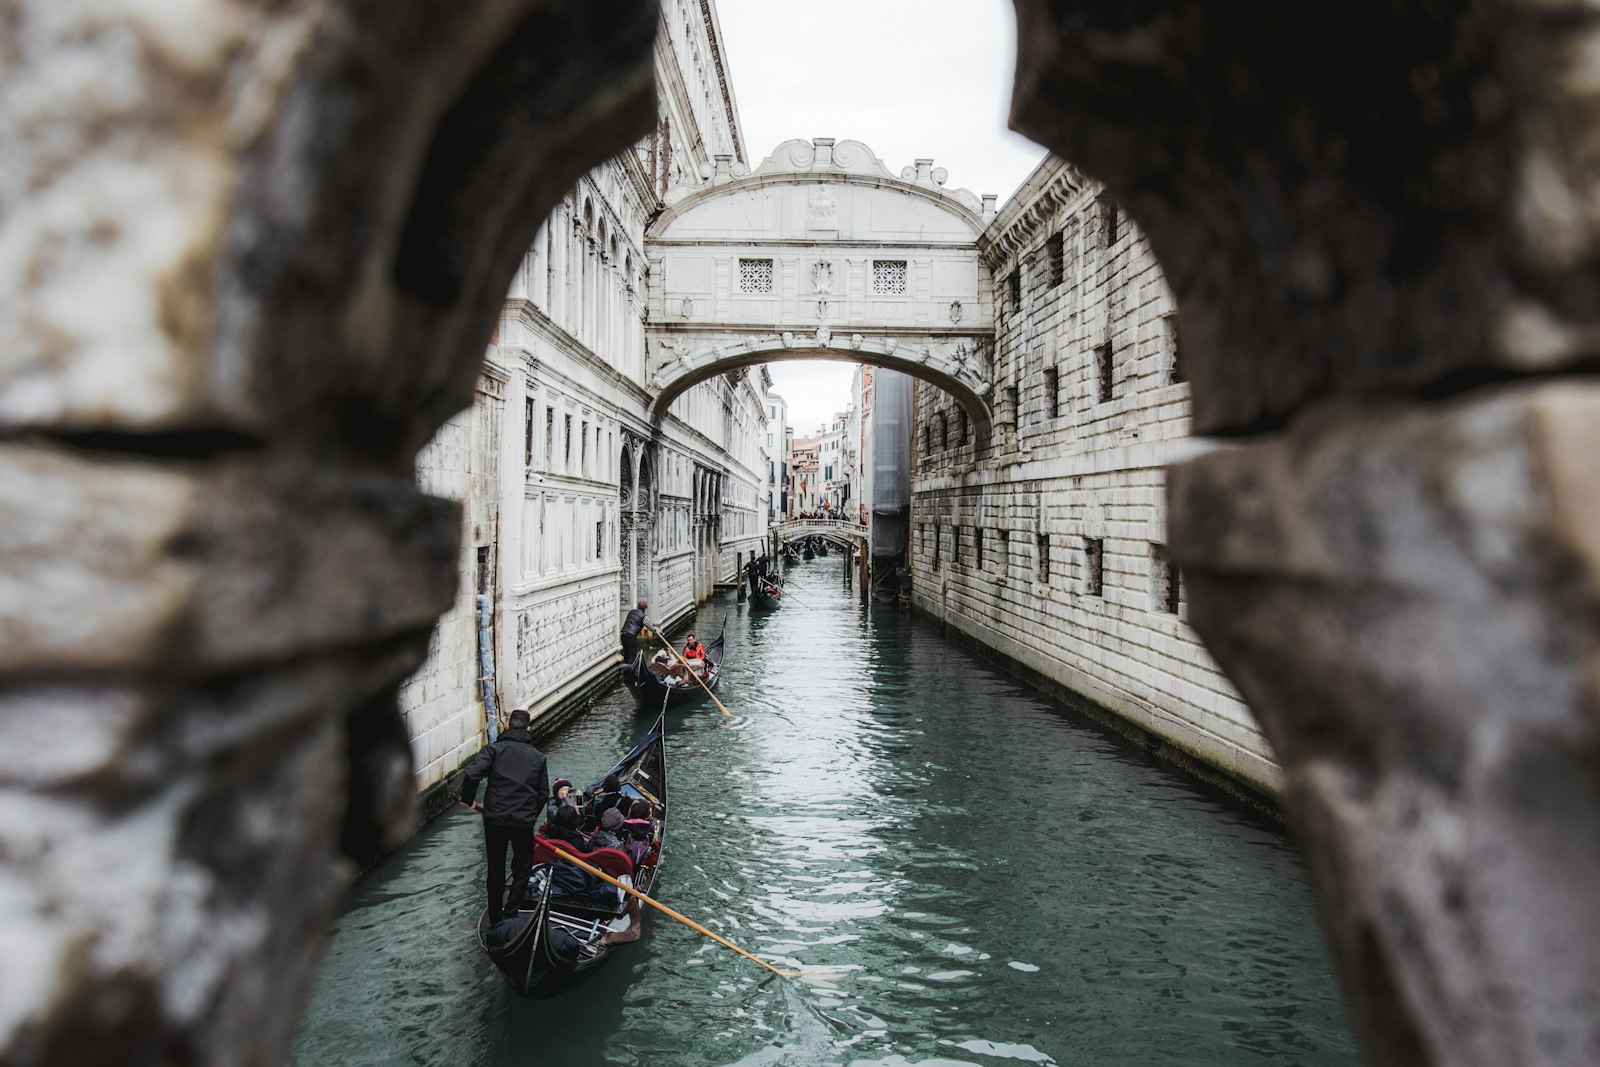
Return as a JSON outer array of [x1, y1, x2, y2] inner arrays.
[[620, 598, 649, 665], [459, 708, 550, 924]]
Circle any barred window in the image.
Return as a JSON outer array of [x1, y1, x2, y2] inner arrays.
[[738, 258, 773, 293], [872, 259, 908, 294]]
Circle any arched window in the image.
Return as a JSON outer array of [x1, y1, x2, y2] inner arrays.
[[938, 412, 949, 450]]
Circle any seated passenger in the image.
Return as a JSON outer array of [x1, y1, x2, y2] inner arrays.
[[544, 802, 589, 850], [622, 798, 655, 864], [587, 806, 628, 853], [590, 774, 628, 818], [680, 635, 706, 676], [545, 777, 575, 822]]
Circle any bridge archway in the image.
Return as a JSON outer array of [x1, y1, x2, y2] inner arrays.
[[645, 138, 996, 440]]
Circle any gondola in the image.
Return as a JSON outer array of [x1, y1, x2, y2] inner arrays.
[[748, 577, 783, 611], [620, 630, 725, 709], [802, 544, 815, 561], [477, 715, 668, 998], [815, 541, 829, 557]]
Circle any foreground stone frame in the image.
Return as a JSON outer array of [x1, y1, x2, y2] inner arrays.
[[2, 2, 1597, 1066]]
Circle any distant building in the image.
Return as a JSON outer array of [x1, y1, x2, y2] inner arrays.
[[765, 389, 788, 525]]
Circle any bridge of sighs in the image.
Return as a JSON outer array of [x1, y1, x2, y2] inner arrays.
[[644, 138, 998, 440]]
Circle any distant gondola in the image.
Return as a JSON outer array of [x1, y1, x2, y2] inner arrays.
[[621, 631, 725, 710], [748, 577, 783, 611], [802, 545, 815, 561], [477, 716, 668, 998], [815, 541, 828, 557]]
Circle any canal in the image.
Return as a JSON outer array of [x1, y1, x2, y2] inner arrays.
[[292, 554, 1360, 1066]]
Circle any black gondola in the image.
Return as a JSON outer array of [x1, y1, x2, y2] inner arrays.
[[802, 544, 815, 561], [621, 630, 725, 709], [748, 577, 783, 611], [816, 541, 829, 557], [477, 716, 668, 998]]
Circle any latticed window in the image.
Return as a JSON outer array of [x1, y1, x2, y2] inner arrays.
[[737, 258, 773, 293], [872, 259, 908, 294]]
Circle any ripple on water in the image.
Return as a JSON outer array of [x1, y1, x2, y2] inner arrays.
[[292, 561, 1359, 1067]]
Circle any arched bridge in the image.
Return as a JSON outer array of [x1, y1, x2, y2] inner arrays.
[[646, 138, 997, 440], [774, 517, 869, 552]]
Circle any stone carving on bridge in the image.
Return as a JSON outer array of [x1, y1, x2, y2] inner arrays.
[[781, 331, 795, 348], [950, 300, 962, 324], [807, 185, 837, 228], [816, 298, 829, 319], [816, 326, 832, 346], [811, 261, 834, 292]]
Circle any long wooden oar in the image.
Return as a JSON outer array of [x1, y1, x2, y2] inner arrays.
[[549, 843, 803, 978], [651, 624, 731, 717]]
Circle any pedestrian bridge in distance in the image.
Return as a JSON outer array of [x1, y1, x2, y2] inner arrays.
[[773, 517, 868, 552], [645, 138, 999, 441]]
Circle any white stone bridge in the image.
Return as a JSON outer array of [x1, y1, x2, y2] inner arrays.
[[773, 517, 868, 552], [645, 138, 997, 439]]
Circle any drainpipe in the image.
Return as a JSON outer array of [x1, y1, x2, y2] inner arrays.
[[476, 592, 500, 742]]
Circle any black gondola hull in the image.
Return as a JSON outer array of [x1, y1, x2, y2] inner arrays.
[[621, 632, 725, 710]]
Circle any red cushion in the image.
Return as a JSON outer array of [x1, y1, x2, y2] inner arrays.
[[534, 836, 634, 878]]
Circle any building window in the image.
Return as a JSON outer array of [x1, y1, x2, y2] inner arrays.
[[1101, 196, 1119, 247], [524, 397, 535, 467], [1084, 537, 1104, 596], [1164, 313, 1185, 385], [738, 257, 773, 293], [938, 411, 948, 450], [1152, 543, 1181, 613], [545, 407, 555, 471], [564, 414, 573, 465], [1007, 267, 1022, 313], [997, 529, 1009, 579], [1037, 533, 1050, 585], [952, 526, 962, 566], [1006, 385, 1020, 427], [581, 420, 589, 473], [957, 409, 969, 445], [1045, 367, 1060, 418], [597, 520, 606, 561], [872, 259, 908, 294], [1046, 231, 1064, 288], [933, 524, 942, 569], [1096, 342, 1114, 404], [975, 527, 984, 570]]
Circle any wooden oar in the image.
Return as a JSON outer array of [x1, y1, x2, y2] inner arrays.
[[548, 843, 803, 979], [650, 623, 731, 717]]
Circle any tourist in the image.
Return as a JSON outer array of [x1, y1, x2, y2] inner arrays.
[[622, 798, 655, 865], [545, 777, 575, 822], [620, 598, 649, 665], [544, 801, 589, 850], [590, 773, 628, 818], [682, 634, 706, 669], [458, 708, 549, 925], [588, 807, 628, 853]]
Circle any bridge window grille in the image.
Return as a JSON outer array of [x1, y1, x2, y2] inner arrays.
[[1151, 543, 1181, 614], [1084, 537, 1104, 596], [738, 258, 773, 293], [1046, 232, 1065, 288], [872, 259, 908, 294]]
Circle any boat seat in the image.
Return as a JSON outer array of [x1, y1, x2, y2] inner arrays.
[[533, 837, 635, 879]]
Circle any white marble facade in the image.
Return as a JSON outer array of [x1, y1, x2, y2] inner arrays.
[[403, 0, 764, 791]]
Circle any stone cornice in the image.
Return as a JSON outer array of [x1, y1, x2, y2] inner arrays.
[[979, 155, 1092, 269], [697, 0, 746, 163], [513, 301, 652, 408]]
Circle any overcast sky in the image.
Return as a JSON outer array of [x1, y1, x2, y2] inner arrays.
[[715, 0, 1046, 435]]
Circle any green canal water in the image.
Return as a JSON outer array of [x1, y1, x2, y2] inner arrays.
[[292, 556, 1360, 1067]]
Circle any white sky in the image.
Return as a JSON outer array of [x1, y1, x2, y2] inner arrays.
[[716, 0, 1046, 434]]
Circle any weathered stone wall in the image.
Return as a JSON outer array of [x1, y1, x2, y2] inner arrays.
[[911, 159, 1274, 793]]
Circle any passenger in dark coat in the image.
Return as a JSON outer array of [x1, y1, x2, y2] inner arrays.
[[459, 709, 550, 923]]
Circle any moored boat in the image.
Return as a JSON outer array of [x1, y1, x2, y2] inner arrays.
[[477, 716, 668, 998]]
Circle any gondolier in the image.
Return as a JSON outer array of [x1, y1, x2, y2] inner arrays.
[[620, 598, 649, 665], [459, 709, 550, 925]]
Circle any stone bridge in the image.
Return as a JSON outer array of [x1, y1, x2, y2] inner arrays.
[[645, 138, 997, 438], [774, 517, 868, 552]]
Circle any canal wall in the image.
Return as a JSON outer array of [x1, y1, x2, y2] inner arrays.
[[910, 157, 1279, 799]]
